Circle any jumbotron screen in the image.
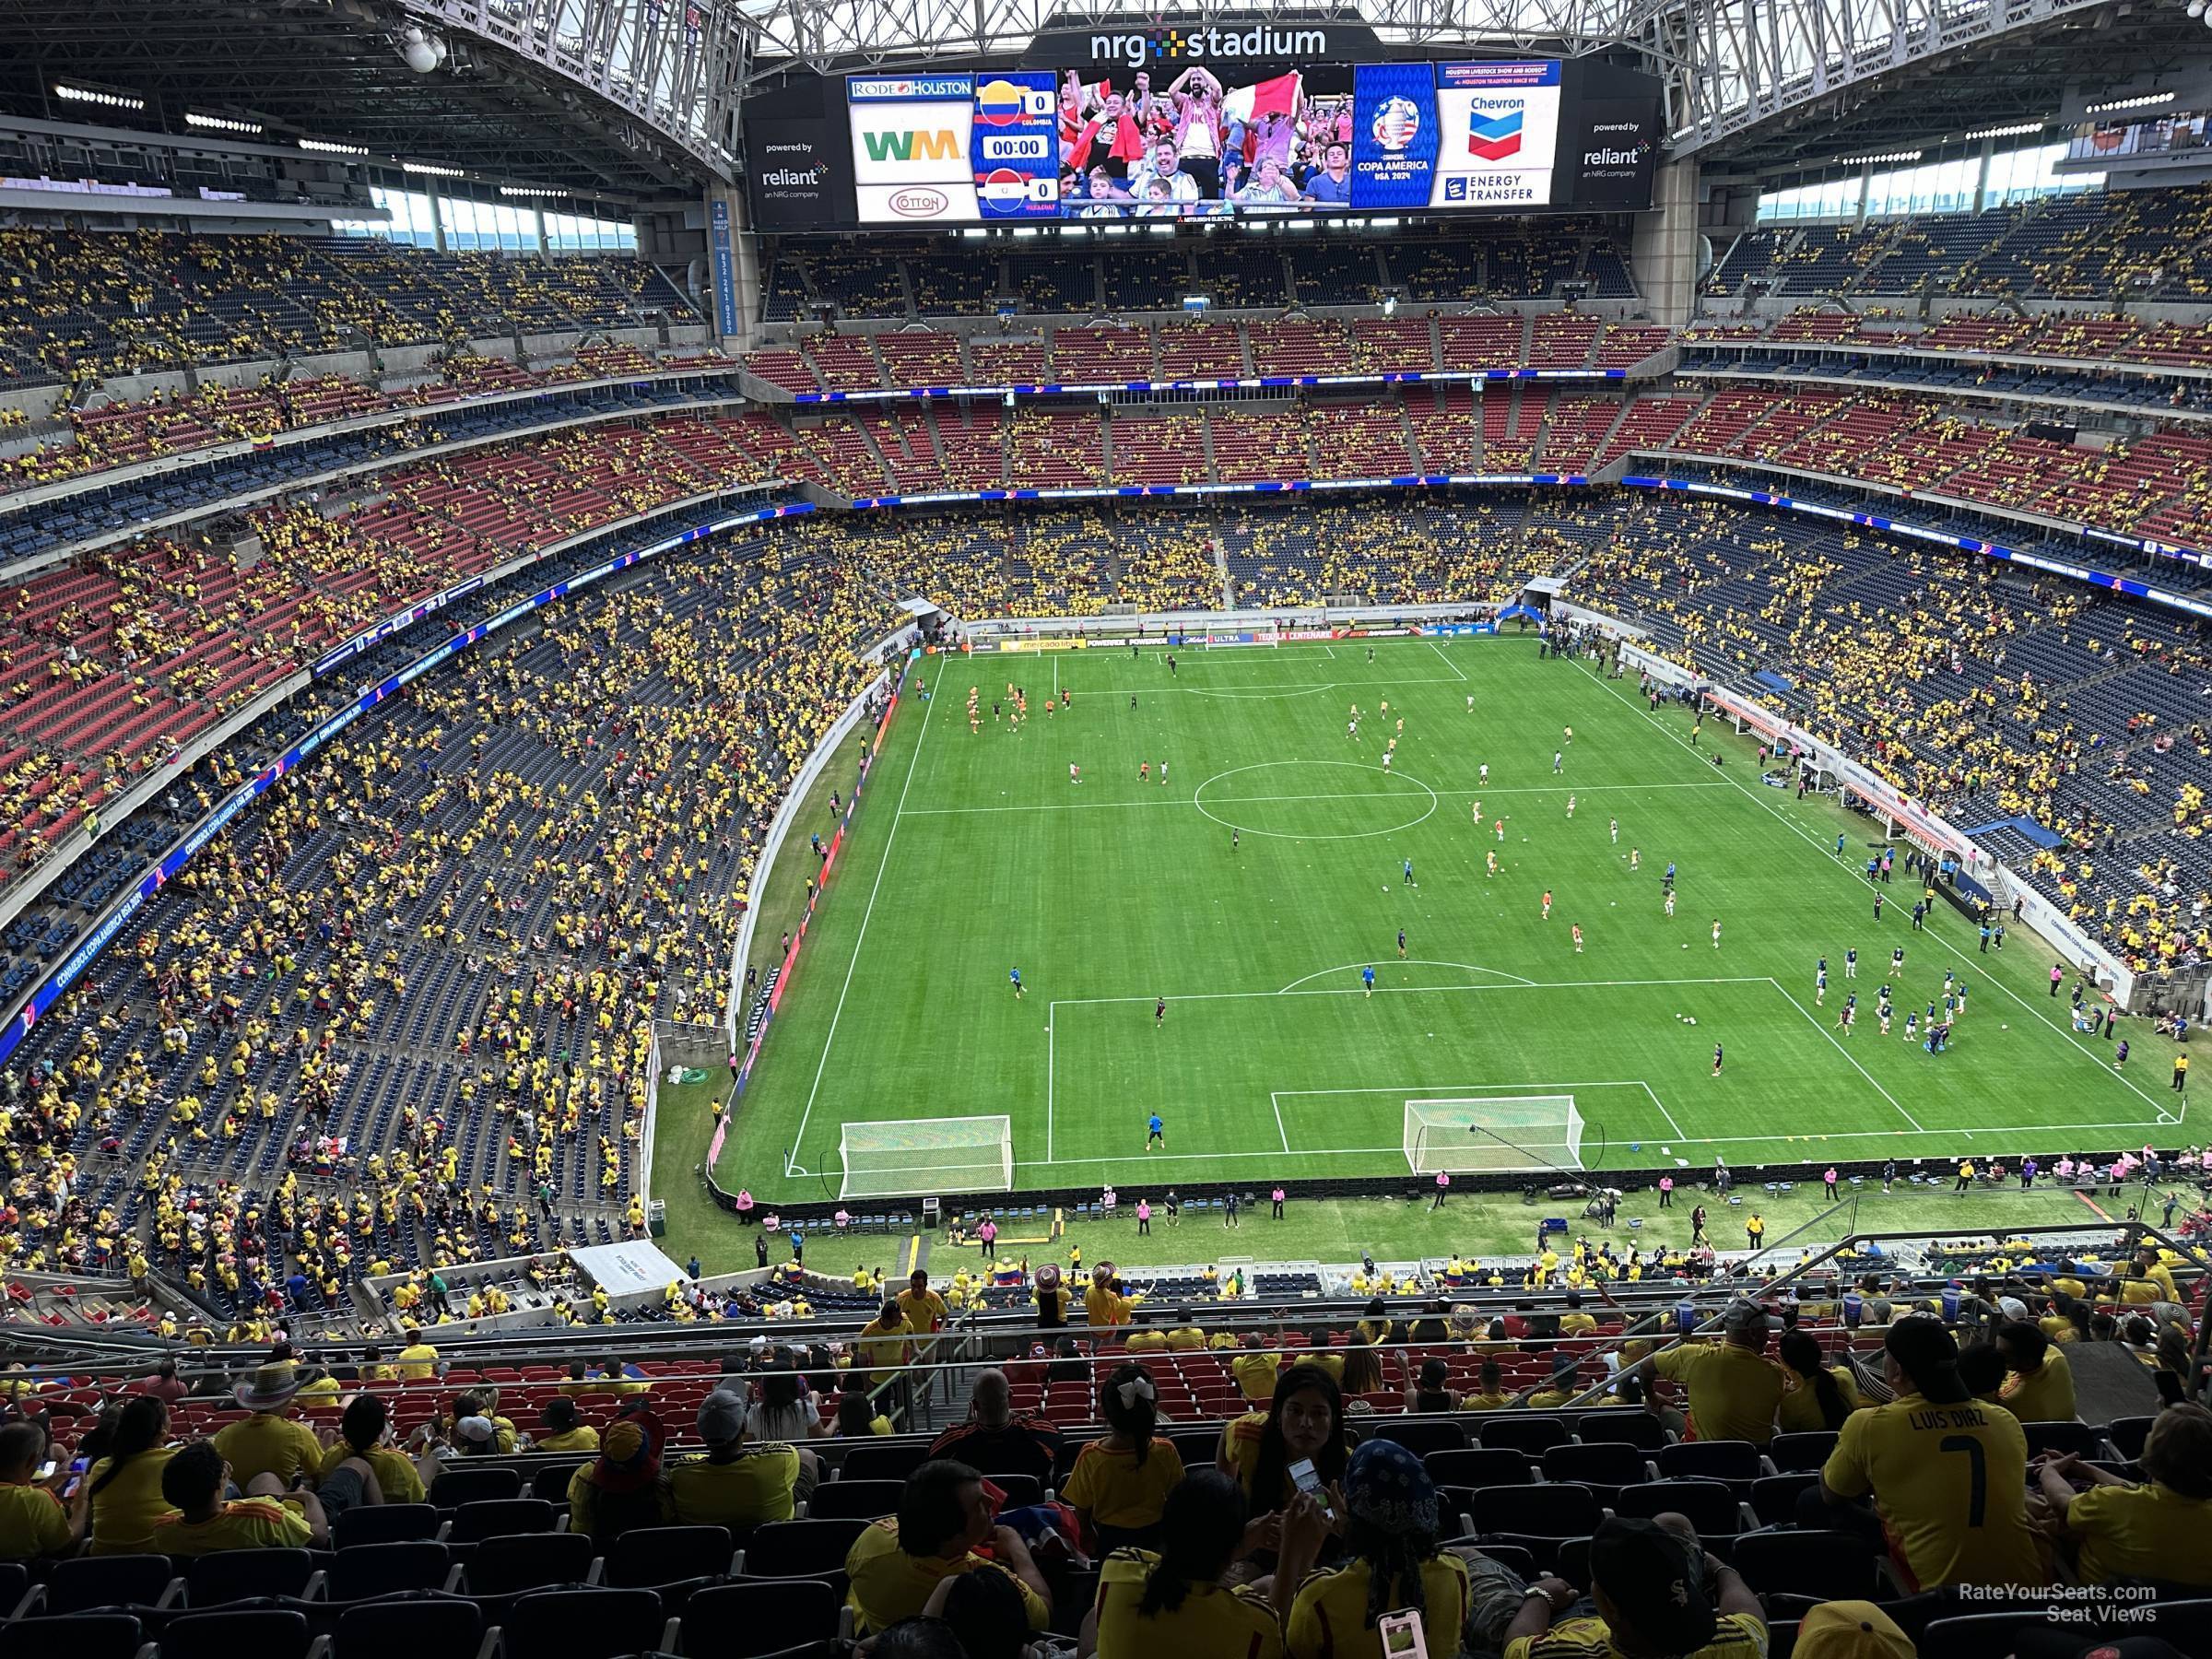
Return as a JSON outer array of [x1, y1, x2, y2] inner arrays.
[[745, 44, 1659, 230]]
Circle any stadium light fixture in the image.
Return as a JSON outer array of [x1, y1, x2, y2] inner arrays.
[[396, 22, 449, 73], [2084, 91, 2175, 114], [401, 159, 465, 178], [1834, 148, 1923, 166], [2189, 2, 2206, 19], [1963, 121, 2045, 141], [299, 136, 369, 156], [499, 183, 563, 197], [186, 112, 263, 135], [52, 83, 145, 112]]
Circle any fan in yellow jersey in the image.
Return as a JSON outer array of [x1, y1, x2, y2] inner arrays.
[[1994, 1322, 2077, 1422], [1817, 1317, 2050, 1591], [1503, 1513, 1767, 1659], [843, 1459, 1052, 1636], [1088, 1470, 1286, 1659], [1642, 1301, 1785, 1446], [1282, 1438, 1470, 1659], [0, 1424, 72, 1559], [2037, 1402, 2212, 1587], [154, 1440, 328, 1554], [1062, 1364, 1184, 1555]]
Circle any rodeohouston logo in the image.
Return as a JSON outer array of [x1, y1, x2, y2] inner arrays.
[[1088, 24, 1330, 66]]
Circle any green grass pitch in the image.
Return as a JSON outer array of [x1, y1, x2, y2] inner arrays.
[[712, 636, 2183, 1206]]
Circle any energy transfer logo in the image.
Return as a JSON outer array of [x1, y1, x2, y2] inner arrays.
[[1466, 106, 1524, 161]]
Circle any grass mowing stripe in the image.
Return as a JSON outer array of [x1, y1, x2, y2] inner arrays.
[[710, 640, 2187, 1206], [782, 673, 937, 1178]]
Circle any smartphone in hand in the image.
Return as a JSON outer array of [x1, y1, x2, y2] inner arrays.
[[1379, 1610, 1430, 1659], [1288, 1457, 1335, 1522]]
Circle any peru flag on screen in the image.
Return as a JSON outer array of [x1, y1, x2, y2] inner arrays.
[[1223, 71, 1303, 129]]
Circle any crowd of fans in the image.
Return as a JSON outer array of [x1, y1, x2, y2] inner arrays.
[[0, 340, 725, 491], [0, 1220, 2200, 1659], [0, 230, 694, 391], [0, 530, 891, 1324]]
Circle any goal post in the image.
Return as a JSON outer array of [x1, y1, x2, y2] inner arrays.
[[1404, 1096, 1584, 1175], [840, 1115, 1015, 1200]]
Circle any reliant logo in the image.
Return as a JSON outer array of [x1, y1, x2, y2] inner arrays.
[[1088, 24, 1329, 67], [1583, 147, 1643, 167], [763, 167, 823, 186]]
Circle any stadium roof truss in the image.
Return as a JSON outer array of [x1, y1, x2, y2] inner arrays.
[[727, 0, 1630, 73], [1641, 0, 2141, 161], [423, 0, 744, 176], [0, 0, 2178, 198]]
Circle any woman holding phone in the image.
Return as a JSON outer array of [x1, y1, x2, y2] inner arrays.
[[1218, 1363, 1349, 1511]]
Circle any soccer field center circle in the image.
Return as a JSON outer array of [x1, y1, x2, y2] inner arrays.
[[1191, 759, 1439, 841]]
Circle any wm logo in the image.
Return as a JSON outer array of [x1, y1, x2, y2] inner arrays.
[[861, 129, 960, 163]]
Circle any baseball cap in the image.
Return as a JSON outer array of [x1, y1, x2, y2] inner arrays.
[[1722, 1301, 1769, 1338], [454, 1415, 497, 1445], [1589, 1516, 1715, 1655], [697, 1389, 747, 1444], [1793, 1601, 1914, 1659], [747, 1335, 769, 1355]]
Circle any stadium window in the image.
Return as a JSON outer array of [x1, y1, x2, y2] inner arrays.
[[1759, 139, 2107, 223], [334, 184, 627, 253]]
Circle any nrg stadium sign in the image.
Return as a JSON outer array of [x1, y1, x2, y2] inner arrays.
[[1023, 13, 1383, 69], [1085, 24, 1331, 67]]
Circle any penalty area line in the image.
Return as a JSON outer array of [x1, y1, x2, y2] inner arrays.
[[1011, 1113, 2180, 1170]]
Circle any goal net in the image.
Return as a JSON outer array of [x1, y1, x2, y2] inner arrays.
[[840, 1115, 1015, 1200], [1404, 1096, 1584, 1174]]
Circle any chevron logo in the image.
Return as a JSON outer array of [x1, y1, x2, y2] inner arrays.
[[1467, 109, 1524, 161]]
